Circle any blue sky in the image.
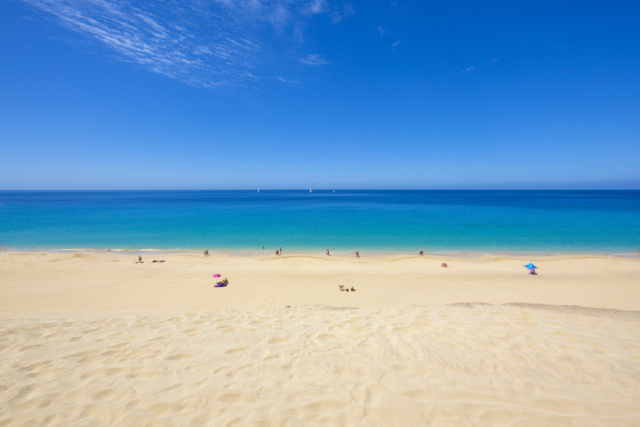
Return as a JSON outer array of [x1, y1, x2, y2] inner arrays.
[[1, 0, 639, 189]]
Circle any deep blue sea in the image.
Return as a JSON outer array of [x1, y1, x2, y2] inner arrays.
[[0, 190, 639, 254]]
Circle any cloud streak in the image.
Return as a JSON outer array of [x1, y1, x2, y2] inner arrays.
[[298, 54, 332, 65], [21, 0, 348, 87]]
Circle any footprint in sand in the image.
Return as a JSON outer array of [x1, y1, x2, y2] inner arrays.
[[303, 400, 349, 413], [316, 334, 334, 342], [165, 353, 196, 361], [268, 337, 290, 345], [224, 364, 257, 379], [213, 365, 232, 374], [28, 368, 56, 379], [128, 371, 161, 381], [263, 355, 280, 362], [352, 384, 385, 407], [225, 347, 248, 355]]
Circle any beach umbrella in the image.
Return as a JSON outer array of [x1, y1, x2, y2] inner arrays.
[[212, 274, 221, 278], [524, 263, 537, 270]]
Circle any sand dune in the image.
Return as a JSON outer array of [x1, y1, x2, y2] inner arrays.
[[1, 252, 639, 425]]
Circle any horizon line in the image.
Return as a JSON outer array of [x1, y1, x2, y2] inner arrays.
[[2, 188, 640, 192]]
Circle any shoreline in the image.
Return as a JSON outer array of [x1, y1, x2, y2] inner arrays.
[[2, 247, 639, 258]]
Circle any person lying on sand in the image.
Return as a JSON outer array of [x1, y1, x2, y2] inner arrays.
[[350, 287, 356, 292], [441, 262, 448, 268], [215, 278, 229, 287], [339, 285, 345, 291]]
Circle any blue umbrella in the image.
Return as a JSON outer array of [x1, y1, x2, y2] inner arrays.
[[524, 263, 537, 269]]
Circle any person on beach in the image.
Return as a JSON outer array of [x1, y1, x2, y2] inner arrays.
[[326, 249, 330, 256], [215, 278, 229, 287], [276, 250, 279, 256], [442, 262, 448, 268], [138, 255, 142, 263], [204, 249, 209, 257], [419, 250, 424, 256], [280, 247, 282, 254], [355, 251, 360, 258]]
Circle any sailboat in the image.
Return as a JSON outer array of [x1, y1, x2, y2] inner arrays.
[[257, 189, 260, 193], [309, 188, 313, 193]]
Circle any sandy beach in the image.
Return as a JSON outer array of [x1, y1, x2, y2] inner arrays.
[[1, 251, 640, 425]]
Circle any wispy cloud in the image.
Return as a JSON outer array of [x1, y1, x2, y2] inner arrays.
[[21, 0, 348, 87], [298, 54, 332, 65], [329, 4, 354, 24], [459, 58, 500, 74], [303, 0, 328, 15]]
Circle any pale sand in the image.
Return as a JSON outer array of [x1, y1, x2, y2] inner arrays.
[[1, 251, 640, 425]]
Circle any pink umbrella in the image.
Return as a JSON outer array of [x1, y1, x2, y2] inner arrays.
[[212, 274, 221, 278]]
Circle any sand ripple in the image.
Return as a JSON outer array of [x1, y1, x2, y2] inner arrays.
[[1, 304, 640, 426]]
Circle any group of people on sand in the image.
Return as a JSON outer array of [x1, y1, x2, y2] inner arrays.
[[136, 255, 164, 263], [339, 285, 356, 292]]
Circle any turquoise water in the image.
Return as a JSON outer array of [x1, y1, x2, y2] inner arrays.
[[0, 190, 639, 253]]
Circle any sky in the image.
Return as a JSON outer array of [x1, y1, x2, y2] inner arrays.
[[1, 0, 639, 190]]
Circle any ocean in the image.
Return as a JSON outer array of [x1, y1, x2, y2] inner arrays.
[[0, 190, 639, 254]]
